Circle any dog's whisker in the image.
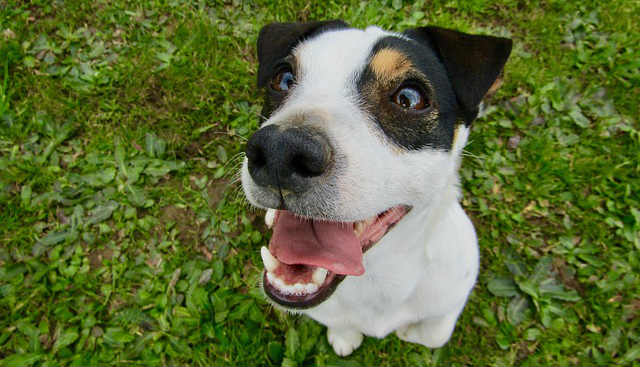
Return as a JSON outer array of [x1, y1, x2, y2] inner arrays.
[[220, 153, 246, 175]]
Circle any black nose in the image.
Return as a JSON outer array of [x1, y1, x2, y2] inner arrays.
[[246, 125, 331, 193]]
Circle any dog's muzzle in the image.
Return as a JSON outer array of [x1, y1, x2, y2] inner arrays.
[[245, 125, 332, 195]]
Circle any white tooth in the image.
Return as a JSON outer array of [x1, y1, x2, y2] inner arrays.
[[268, 272, 286, 289], [266, 272, 281, 290], [293, 283, 304, 293], [305, 283, 319, 294], [312, 267, 328, 285], [265, 209, 276, 228], [260, 246, 279, 273], [266, 271, 276, 284]]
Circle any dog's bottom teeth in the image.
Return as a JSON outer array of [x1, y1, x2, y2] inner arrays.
[[261, 246, 326, 296], [312, 267, 328, 285], [266, 272, 319, 296]]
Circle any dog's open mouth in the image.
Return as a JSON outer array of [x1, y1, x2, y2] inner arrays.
[[260, 205, 411, 308]]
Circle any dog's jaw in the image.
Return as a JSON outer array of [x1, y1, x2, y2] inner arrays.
[[259, 205, 412, 309]]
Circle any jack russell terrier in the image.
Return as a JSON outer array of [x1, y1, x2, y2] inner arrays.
[[240, 20, 512, 356]]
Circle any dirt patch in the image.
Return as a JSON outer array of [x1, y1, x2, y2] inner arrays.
[[157, 179, 231, 259], [516, 340, 538, 364], [553, 257, 585, 295], [624, 299, 640, 321], [160, 204, 199, 246], [88, 247, 114, 269], [145, 76, 166, 107], [249, 208, 268, 233], [207, 178, 229, 208], [179, 123, 228, 159]]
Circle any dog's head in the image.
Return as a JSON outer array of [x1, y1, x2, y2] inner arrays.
[[241, 21, 511, 309]]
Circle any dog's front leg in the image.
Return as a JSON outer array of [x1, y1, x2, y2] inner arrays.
[[327, 327, 364, 356]]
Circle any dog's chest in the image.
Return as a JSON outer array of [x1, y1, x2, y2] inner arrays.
[[303, 201, 479, 337]]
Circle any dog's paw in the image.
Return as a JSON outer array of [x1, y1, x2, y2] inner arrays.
[[396, 314, 457, 348], [396, 323, 447, 348], [327, 327, 363, 357]]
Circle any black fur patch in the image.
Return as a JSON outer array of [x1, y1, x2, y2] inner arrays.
[[357, 27, 512, 151], [357, 36, 459, 151], [405, 26, 512, 124], [256, 20, 349, 120]]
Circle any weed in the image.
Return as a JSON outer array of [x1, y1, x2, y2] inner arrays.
[[0, 0, 638, 365]]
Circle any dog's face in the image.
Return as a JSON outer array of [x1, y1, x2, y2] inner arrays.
[[241, 21, 511, 309]]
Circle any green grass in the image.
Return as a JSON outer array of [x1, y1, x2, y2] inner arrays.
[[1, 0, 638, 365]]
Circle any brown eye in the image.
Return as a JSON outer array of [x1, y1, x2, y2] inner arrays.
[[392, 87, 428, 110], [271, 68, 295, 92]]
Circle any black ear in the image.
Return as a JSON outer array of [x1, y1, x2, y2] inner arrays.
[[405, 26, 512, 123], [257, 20, 349, 88]]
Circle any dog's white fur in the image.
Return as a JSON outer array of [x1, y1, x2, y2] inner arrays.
[[242, 27, 478, 356]]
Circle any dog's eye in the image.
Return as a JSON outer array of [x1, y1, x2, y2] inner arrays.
[[271, 68, 295, 92], [392, 87, 429, 110]]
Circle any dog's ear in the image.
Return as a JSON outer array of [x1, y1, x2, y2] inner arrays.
[[257, 20, 349, 87], [405, 26, 512, 123]]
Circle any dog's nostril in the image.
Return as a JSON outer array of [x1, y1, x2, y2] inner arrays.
[[291, 153, 324, 178], [247, 144, 267, 169]]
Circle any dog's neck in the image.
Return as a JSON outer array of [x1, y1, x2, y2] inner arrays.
[[344, 179, 464, 310], [411, 179, 461, 240], [366, 171, 460, 257]]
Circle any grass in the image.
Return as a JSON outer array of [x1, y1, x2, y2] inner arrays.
[[0, 0, 638, 365]]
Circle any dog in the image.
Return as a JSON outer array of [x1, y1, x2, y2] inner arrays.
[[240, 20, 511, 356]]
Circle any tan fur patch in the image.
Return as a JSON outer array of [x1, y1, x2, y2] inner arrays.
[[452, 124, 461, 148], [370, 48, 412, 82]]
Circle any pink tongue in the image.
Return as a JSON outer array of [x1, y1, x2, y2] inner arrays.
[[269, 211, 364, 276]]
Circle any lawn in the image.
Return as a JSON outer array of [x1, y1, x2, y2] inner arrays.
[[0, 0, 638, 365]]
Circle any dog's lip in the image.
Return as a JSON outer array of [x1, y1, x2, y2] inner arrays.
[[263, 271, 345, 309], [261, 205, 411, 309]]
